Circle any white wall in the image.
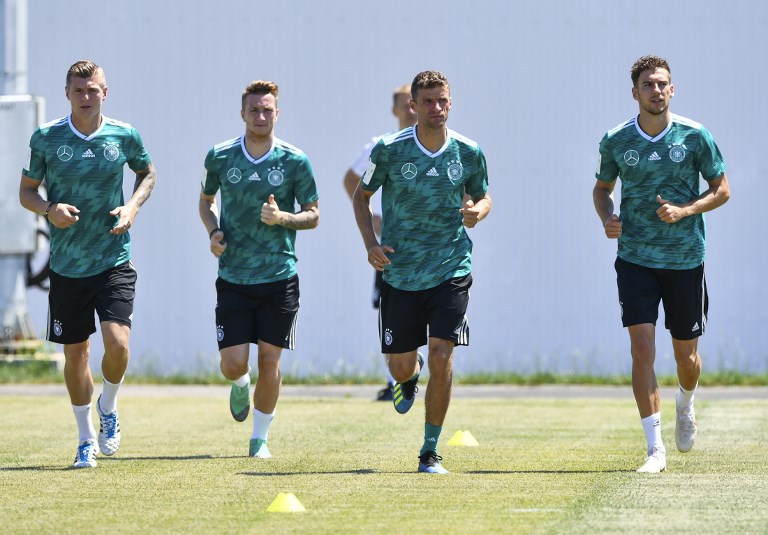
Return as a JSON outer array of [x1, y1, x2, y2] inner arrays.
[[18, 0, 768, 376]]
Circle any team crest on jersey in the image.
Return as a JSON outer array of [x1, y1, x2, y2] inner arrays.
[[227, 168, 242, 183], [267, 165, 285, 186], [623, 150, 640, 166], [103, 142, 120, 162], [53, 319, 63, 337], [668, 144, 687, 163], [384, 328, 393, 346], [401, 162, 418, 180], [447, 160, 463, 185], [56, 145, 73, 161], [216, 324, 225, 342]]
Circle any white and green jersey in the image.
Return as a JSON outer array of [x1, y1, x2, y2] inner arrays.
[[202, 136, 319, 285], [23, 115, 151, 278], [596, 114, 726, 270], [361, 126, 489, 291]]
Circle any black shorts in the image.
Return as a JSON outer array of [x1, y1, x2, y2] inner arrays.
[[48, 261, 137, 344], [615, 257, 708, 340], [379, 274, 471, 353], [215, 275, 299, 350]]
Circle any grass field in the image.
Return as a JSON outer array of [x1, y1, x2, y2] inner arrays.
[[2, 388, 767, 534]]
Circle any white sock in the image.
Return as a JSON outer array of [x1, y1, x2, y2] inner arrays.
[[99, 376, 123, 414], [640, 412, 665, 456], [676, 383, 696, 410], [72, 403, 97, 443], [251, 408, 275, 441], [234, 372, 250, 388]]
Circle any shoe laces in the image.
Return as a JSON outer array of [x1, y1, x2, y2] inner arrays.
[[77, 441, 96, 462], [100, 412, 119, 437], [419, 451, 442, 466]]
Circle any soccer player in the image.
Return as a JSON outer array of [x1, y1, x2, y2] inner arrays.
[[353, 71, 491, 473], [199, 80, 319, 459], [19, 60, 157, 468], [593, 55, 730, 473], [343, 83, 417, 401]]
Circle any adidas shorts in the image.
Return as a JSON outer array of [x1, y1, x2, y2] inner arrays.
[[48, 261, 137, 344], [615, 257, 708, 340], [214, 275, 299, 350], [379, 274, 471, 354]]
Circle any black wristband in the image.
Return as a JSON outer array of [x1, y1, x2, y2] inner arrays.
[[43, 201, 55, 217], [209, 227, 221, 239]]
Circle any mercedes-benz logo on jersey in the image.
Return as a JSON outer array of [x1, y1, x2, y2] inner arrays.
[[103, 142, 120, 162], [56, 145, 73, 161], [267, 167, 284, 186], [401, 162, 417, 180], [623, 150, 640, 166], [447, 160, 463, 184], [227, 168, 242, 184], [669, 144, 686, 163]]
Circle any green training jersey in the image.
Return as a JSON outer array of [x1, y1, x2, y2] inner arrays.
[[361, 126, 489, 291], [595, 114, 726, 270], [202, 136, 319, 285], [23, 115, 152, 278]]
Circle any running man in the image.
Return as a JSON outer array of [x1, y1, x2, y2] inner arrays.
[[353, 71, 492, 473], [593, 55, 730, 473], [199, 80, 319, 458], [19, 60, 157, 468]]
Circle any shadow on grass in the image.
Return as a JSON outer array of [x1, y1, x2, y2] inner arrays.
[[101, 454, 226, 461], [1, 466, 71, 472], [468, 469, 634, 474], [240, 469, 376, 476]]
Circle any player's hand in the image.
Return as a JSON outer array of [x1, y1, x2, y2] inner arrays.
[[368, 244, 394, 272], [209, 229, 227, 258], [656, 195, 686, 223], [459, 199, 481, 228], [109, 205, 136, 235], [261, 194, 281, 226], [47, 202, 80, 229], [603, 214, 622, 239]]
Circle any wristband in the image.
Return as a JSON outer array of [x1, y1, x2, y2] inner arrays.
[[43, 201, 55, 217], [209, 227, 221, 239]]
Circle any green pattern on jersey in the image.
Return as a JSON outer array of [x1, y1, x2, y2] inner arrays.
[[596, 114, 726, 270], [362, 127, 489, 291], [24, 115, 152, 277], [203, 136, 319, 285]]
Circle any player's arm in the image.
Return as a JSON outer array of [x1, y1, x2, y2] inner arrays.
[[109, 163, 157, 235], [593, 179, 622, 238], [656, 173, 730, 224], [343, 168, 361, 200], [199, 190, 226, 257], [19, 174, 80, 229], [460, 192, 492, 228], [353, 186, 392, 271], [261, 195, 319, 230]]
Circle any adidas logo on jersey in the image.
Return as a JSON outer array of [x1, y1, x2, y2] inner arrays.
[[692, 322, 699, 332], [648, 151, 661, 161], [426, 167, 439, 177], [247, 172, 261, 181], [82, 149, 95, 158]]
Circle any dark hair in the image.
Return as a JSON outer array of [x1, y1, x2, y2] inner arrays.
[[411, 71, 450, 100], [630, 55, 671, 87]]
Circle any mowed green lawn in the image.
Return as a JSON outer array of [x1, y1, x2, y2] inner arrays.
[[1, 389, 767, 534]]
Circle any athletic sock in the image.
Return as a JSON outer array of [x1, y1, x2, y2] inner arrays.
[[640, 412, 664, 457], [72, 403, 97, 443], [99, 376, 123, 414], [234, 372, 250, 388], [420, 422, 443, 455], [251, 408, 275, 441], [676, 383, 696, 410]]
